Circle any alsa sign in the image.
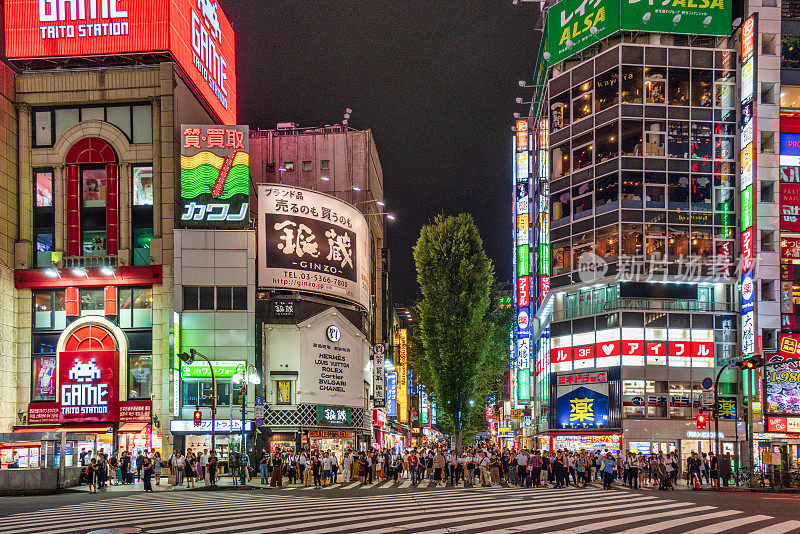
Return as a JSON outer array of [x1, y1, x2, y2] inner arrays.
[[4, 0, 237, 125]]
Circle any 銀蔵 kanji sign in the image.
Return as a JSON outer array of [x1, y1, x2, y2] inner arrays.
[[316, 405, 352, 426], [257, 185, 370, 310]]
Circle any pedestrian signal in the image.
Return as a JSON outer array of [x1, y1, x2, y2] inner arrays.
[[193, 409, 202, 426], [695, 413, 707, 430]]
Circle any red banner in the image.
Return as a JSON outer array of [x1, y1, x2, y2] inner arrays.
[[517, 276, 529, 307], [58, 350, 118, 423], [779, 333, 800, 360], [782, 183, 800, 232], [551, 347, 572, 364], [741, 227, 754, 271], [119, 400, 152, 422], [573, 345, 595, 361], [28, 403, 59, 424], [595, 340, 620, 358], [782, 236, 800, 261]]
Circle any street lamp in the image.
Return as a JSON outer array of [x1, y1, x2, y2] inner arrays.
[[366, 212, 396, 221], [358, 199, 386, 207], [233, 363, 260, 485], [178, 349, 217, 452], [313, 175, 330, 187]]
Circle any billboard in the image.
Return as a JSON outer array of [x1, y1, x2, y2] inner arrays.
[[547, 0, 620, 66], [619, 0, 732, 36], [4, 0, 237, 125], [257, 185, 370, 310], [180, 124, 249, 227], [545, 0, 732, 66], [58, 350, 118, 423]]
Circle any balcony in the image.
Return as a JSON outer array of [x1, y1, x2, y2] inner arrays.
[[552, 297, 735, 320]]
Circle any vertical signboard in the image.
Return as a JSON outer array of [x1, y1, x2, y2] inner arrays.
[[386, 372, 397, 418], [537, 118, 550, 306], [171, 311, 181, 417], [740, 14, 758, 359], [181, 125, 249, 228], [373, 343, 386, 408], [420, 387, 429, 425], [514, 120, 532, 406], [397, 329, 409, 423]]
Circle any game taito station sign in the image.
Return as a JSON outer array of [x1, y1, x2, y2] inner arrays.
[[546, 0, 732, 65]]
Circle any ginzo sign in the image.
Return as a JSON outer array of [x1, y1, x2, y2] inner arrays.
[[58, 351, 118, 423], [258, 185, 371, 310], [180, 124, 249, 227], [4, 0, 237, 125]]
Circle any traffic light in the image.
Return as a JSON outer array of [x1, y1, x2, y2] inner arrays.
[[736, 354, 766, 370], [193, 409, 202, 426], [695, 413, 707, 430]]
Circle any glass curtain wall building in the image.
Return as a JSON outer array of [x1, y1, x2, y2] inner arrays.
[[529, 33, 743, 459]]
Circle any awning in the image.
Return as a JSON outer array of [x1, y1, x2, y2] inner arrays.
[[1, 441, 41, 448], [119, 422, 149, 433]]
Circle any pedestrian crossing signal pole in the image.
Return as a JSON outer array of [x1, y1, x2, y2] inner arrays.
[[180, 349, 216, 452]]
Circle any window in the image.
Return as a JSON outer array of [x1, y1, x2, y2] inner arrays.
[[761, 82, 778, 105], [132, 165, 154, 266], [34, 169, 55, 268], [34, 104, 152, 147], [572, 81, 593, 121], [644, 121, 665, 157], [763, 328, 777, 350], [668, 226, 689, 260], [276, 380, 292, 405], [761, 181, 776, 203], [595, 122, 618, 163], [320, 160, 330, 170], [761, 131, 776, 154], [551, 143, 570, 178], [623, 380, 646, 418], [128, 353, 152, 399], [33, 291, 65, 330], [132, 165, 153, 206], [668, 68, 690, 106], [36, 171, 53, 207], [551, 189, 571, 221], [302, 161, 312, 172], [183, 286, 215, 311], [550, 91, 570, 131], [644, 67, 666, 104], [596, 172, 619, 211], [80, 289, 104, 316], [119, 287, 153, 328], [32, 354, 57, 402], [183, 380, 231, 407], [691, 69, 713, 107], [282, 162, 294, 171], [216, 286, 248, 311], [762, 279, 776, 301], [668, 121, 689, 158], [690, 122, 713, 160], [691, 175, 712, 211], [81, 166, 107, 257], [621, 121, 642, 156], [761, 230, 776, 252], [595, 68, 619, 112], [621, 66, 643, 104]]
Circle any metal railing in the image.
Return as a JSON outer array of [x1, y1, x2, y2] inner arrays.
[[552, 298, 734, 320]]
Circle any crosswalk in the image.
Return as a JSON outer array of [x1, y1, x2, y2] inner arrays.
[[0, 485, 798, 534]]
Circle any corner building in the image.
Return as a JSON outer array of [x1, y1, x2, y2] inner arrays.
[[1, 0, 238, 466], [527, 10, 755, 460]]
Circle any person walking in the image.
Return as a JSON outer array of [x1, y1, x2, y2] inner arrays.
[[576, 452, 588, 487], [479, 452, 491, 487], [433, 449, 445, 486], [601, 453, 615, 489], [153, 451, 162, 486], [342, 451, 353, 483]]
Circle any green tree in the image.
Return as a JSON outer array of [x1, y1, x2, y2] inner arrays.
[[411, 214, 503, 451]]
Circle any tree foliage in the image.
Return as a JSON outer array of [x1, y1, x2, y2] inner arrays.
[[409, 214, 510, 449]]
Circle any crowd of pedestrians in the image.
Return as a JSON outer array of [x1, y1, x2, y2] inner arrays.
[[251, 442, 733, 491]]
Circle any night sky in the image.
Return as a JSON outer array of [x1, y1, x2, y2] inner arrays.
[[226, 1, 539, 303]]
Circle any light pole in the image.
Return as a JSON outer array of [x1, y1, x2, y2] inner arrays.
[[233, 364, 260, 485], [178, 349, 216, 452]]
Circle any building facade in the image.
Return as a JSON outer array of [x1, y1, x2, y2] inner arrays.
[[518, 0, 779, 461]]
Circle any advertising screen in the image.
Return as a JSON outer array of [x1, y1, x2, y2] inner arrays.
[[619, 0, 732, 37], [257, 184, 370, 310], [4, 0, 237, 125], [58, 350, 118, 423], [767, 335, 800, 416], [180, 124, 249, 227]]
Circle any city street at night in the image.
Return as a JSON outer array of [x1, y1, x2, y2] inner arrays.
[[1, 485, 800, 533]]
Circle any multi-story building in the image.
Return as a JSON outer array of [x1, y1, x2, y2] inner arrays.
[[0, 0, 239, 474], [519, 0, 772, 461], [247, 124, 392, 454]]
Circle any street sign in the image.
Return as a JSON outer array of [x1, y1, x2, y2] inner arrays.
[[727, 356, 744, 368], [702, 377, 713, 389], [700, 391, 715, 407], [255, 397, 264, 406], [255, 418, 264, 427], [254, 404, 265, 419]]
